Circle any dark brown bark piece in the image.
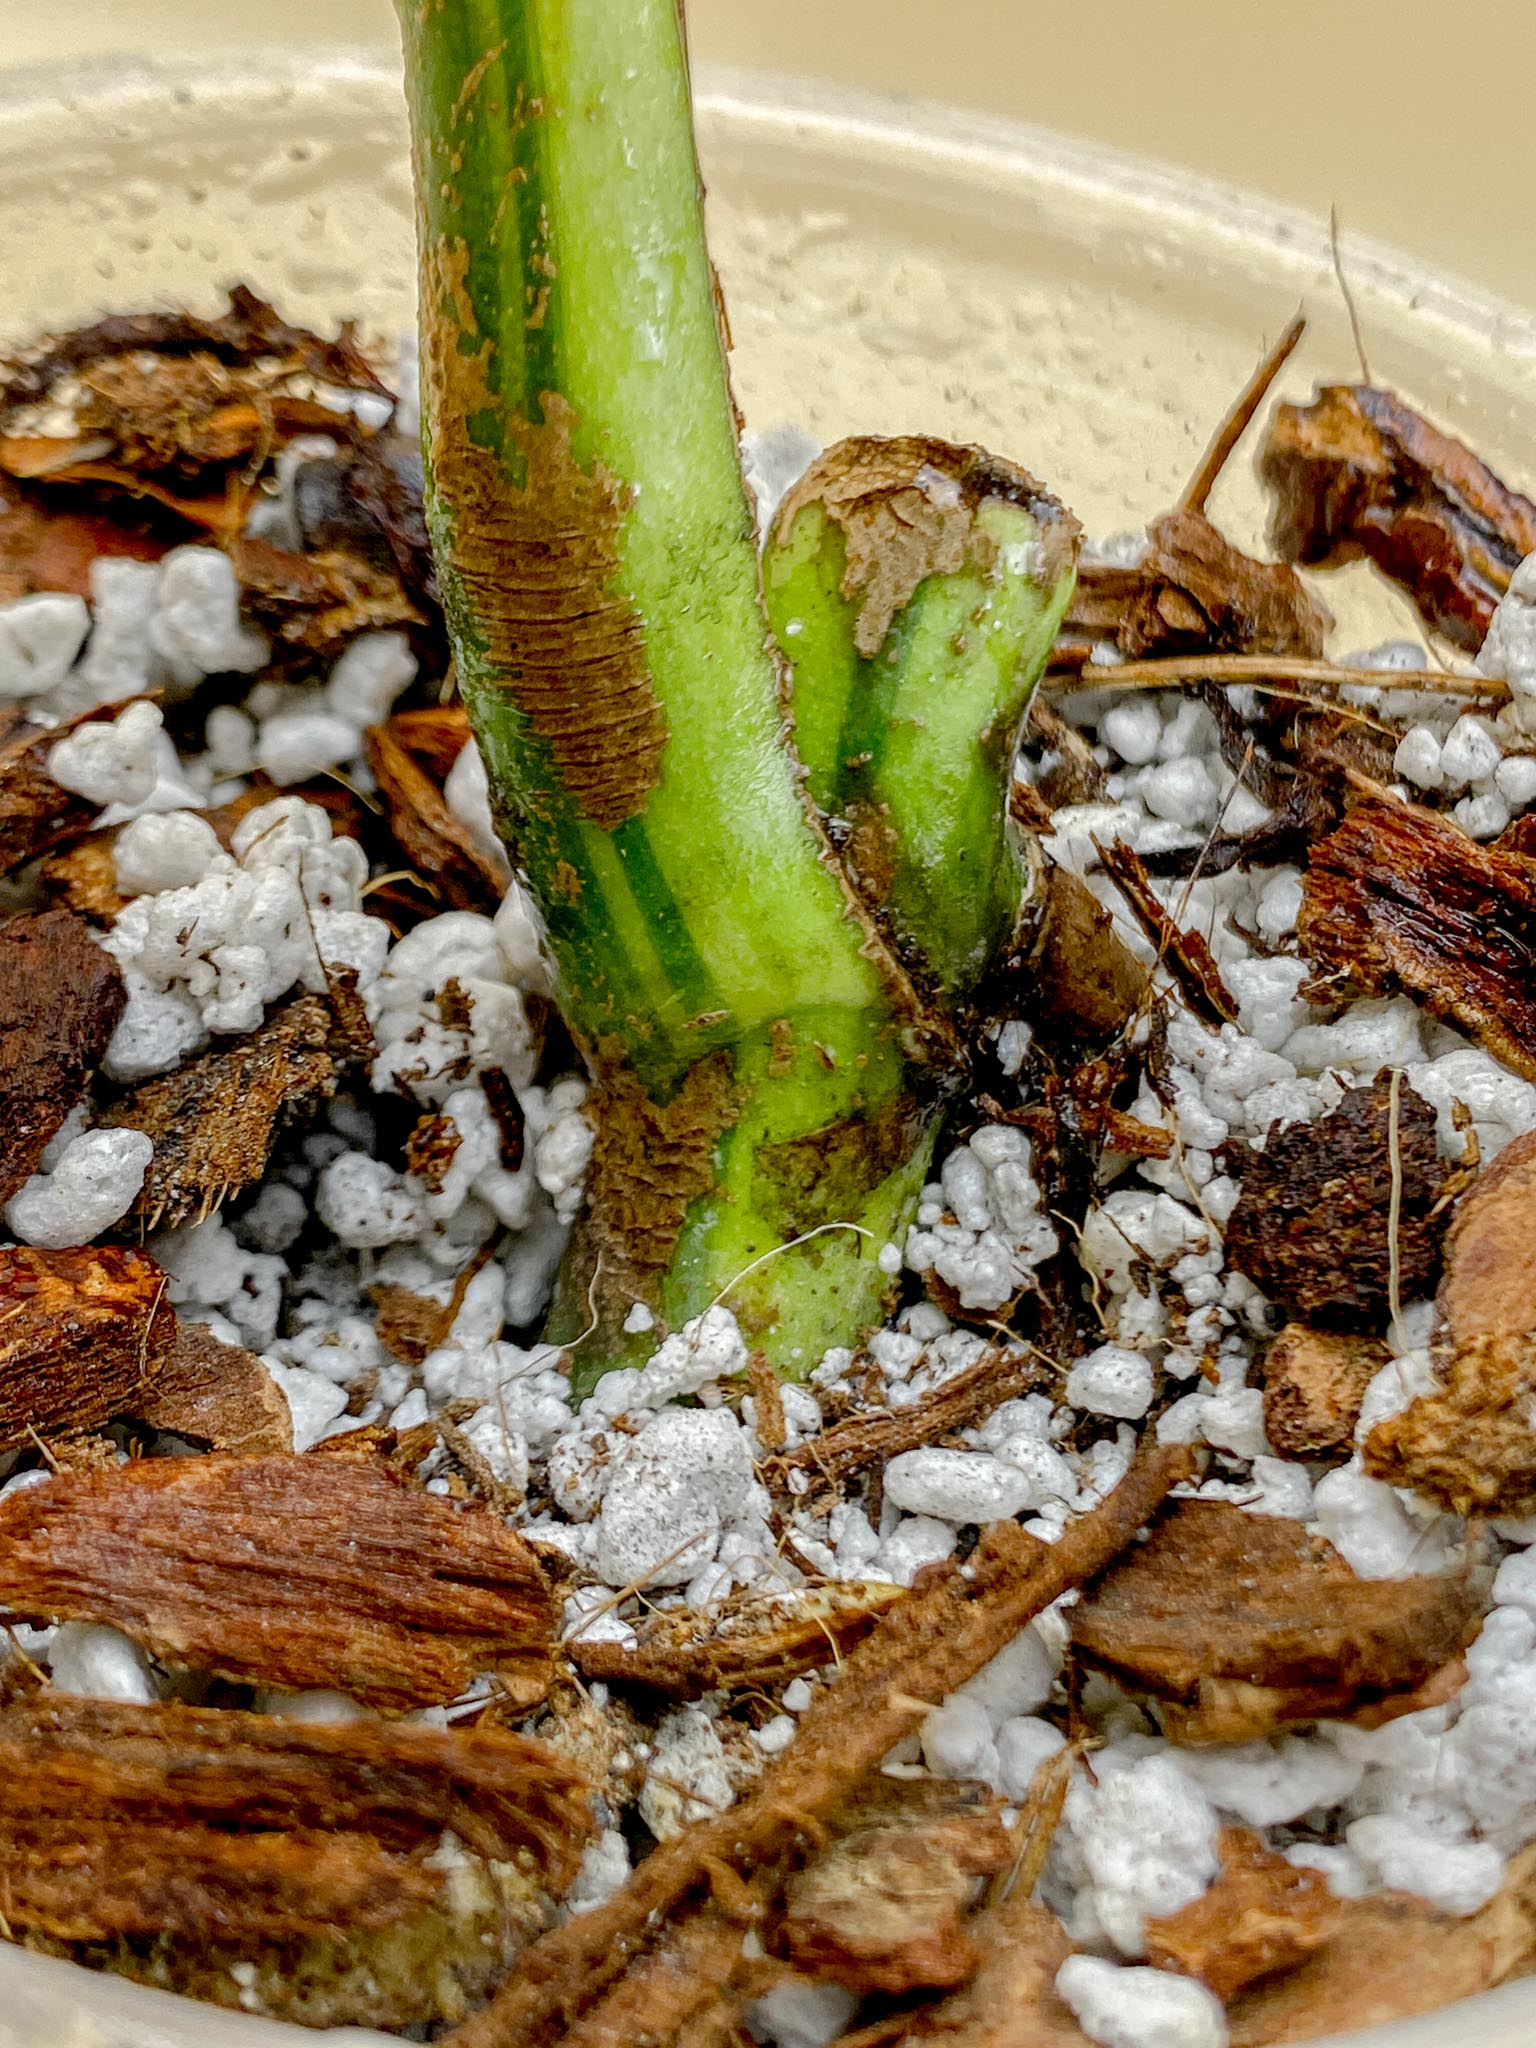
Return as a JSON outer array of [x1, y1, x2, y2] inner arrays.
[[1299, 796, 1536, 1081], [0, 1451, 556, 1710], [1226, 1845, 1536, 2045], [367, 716, 508, 913], [0, 909, 124, 1205], [888, 1896, 1091, 2046], [0, 489, 171, 605], [1094, 833, 1238, 1029], [1120, 510, 1332, 662], [1070, 1500, 1485, 1742], [780, 1777, 1011, 1994], [100, 993, 336, 1230], [0, 1691, 590, 1947], [1261, 382, 1536, 653], [0, 701, 106, 875], [1260, 1325, 1388, 1460], [1222, 1076, 1453, 1328], [129, 1320, 293, 1455], [230, 534, 424, 659], [1364, 1129, 1536, 1513], [0, 1244, 174, 1451], [1145, 1828, 1342, 2001]]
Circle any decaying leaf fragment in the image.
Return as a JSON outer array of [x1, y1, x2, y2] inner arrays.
[[0, 1451, 556, 1710], [1300, 796, 1536, 1081], [780, 1776, 1012, 1994], [1145, 1829, 1343, 2001], [1261, 382, 1536, 652], [1226, 1845, 1536, 2046], [1016, 856, 1150, 1044], [0, 1244, 174, 1451], [1366, 1127, 1536, 1514], [0, 1693, 591, 2028], [1260, 1324, 1388, 1460], [0, 909, 124, 1205], [101, 993, 337, 1230], [1070, 1501, 1485, 1742], [367, 715, 508, 912], [1223, 1076, 1454, 1328], [129, 1320, 293, 1455], [888, 1896, 1091, 2046]]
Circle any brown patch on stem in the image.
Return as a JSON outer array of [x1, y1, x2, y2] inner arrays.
[[421, 238, 667, 829], [775, 435, 1079, 659]]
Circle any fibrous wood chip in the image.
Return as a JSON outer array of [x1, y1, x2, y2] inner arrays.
[[763, 1346, 1049, 1503], [1070, 1500, 1485, 1742], [1226, 1845, 1536, 2046], [0, 701, 105, 875], [0, 488, 169, 605], [0, 1451, 556, 1711], [1260, 1324, 1388, 1460], [780, 1776, 1011, 1994], [1145, 1829, 1342, 2001], [231, 533, 425, 659], [1300, 795, 1536, 1080], [1094, 833, 1238, 1028], [129, 1320, 293, 1455], [1366, 1127, 1536, 1514], [0, 909, 124, 1204], [101, 993, 336, 1230], [1261, 382, 1536, 652], [0, 1244, 174, 1451], [373, 1279, 454, 1365], [568, 1582, 905, 1704], [446, 1444, 1192, 2048], [1018, 857, 1150, 1044], [888, 1897, 1091, 2046], [1222, 1076, 1454, 1328], [367, 716, 508, 912], [0, 1692, 590, 1948]]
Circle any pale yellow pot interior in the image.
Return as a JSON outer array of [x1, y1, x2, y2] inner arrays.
[[0, 26, 1533, 2048]]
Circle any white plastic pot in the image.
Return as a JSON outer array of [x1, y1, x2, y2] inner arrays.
[[0, 43, 1533, 2048]]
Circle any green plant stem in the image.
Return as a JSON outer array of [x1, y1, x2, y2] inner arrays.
[[396, 0, 1077, 1385]]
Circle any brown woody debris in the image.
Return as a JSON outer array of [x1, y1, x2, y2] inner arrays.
[[0, 1692, 589, 1946], [1366, 1127, 1536, 1514], [0, 489, 170, 606], [0, 1244, 174, 1451], [763, 1345, 1049, 1504], [1301, 796, 1536, 1080], [1070, 1501, 1485, 1742], [1094, 833, 1238, 1028], [781, 1776, 1011, 1994], [1222, 1076, 1454, 1328], [1261, 382, 1536, 652], [367, 715, 508, 912], [1019, 858, 1150, 1044], [130, 1321, 293, 1455], [0, 909, 125, 1205], [889, 1897, 1091, 2046], [231, 534, 425, 659], [373, 1280, 453, 1365], [447, 1446, 1192, 2048], [0, 701, 107, 875], [101, 994, 337, 1230], [568, 1581, 905, 1703], [1260, 1325, 1389, 1460], [1227, 1846, 1536, 2045], [1146, 1829, 1342, 2001], [0, 1451, 556, 1710]]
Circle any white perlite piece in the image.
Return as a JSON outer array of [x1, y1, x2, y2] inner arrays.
[[114, 810, 226, 895], [1478, 551, 1536, 728], [444, 734, 514, 881], [747, 1980, 858, 2048], [326, 629, 418, 725], [47, 699, 164, 807], [0, 592, 90, 701], [1067, 1344, 1155, 1421], [48, 1622, 160, 1705], [884, 1446, 1040, 1523], [1063, 1753, 1222, 1955], [150, 545, 269, 687], [594, 1406, 767, 1589], [4, 1128, 153, 1248], [1056, 1956, 1228, 2048]]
